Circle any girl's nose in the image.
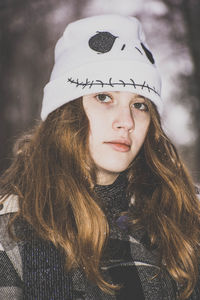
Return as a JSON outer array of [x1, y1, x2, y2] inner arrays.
[[112, 106, 134, 132]]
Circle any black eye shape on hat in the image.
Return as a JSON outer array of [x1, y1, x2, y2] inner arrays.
[[88, 31, 155, 65], [141, 43, 155, 64], [89, 31, 118, 53]]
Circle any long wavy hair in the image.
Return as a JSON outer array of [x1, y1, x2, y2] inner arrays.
[[0, 97, 200, 299]]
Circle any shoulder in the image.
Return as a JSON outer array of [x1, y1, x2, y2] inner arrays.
[[195, 186, 200, 200], [0, 194, 19, 252], [0, 195, 23, 286], [0, 194, 19, 215], [0, 194, 19, 251], [0, 194, 19, 241]]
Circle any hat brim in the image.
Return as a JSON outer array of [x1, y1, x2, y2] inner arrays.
[[41, 60, 162, 120]]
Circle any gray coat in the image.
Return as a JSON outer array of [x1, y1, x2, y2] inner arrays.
[[0, 194, 200, 300]]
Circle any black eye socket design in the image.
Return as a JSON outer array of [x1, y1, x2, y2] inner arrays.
[[88, 31, 118, 53], [88, 31, 155, 65], [141, 43, 155, 64]]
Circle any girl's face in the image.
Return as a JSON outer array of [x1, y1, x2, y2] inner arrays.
[[83, 91, 150, 185]]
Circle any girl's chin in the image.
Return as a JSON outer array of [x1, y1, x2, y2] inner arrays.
[[95, 164, 130, 184]]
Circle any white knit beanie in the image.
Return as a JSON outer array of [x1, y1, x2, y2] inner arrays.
[[41, 14, 162, 120]]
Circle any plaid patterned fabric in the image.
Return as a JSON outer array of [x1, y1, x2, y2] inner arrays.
[[0, 190, 200, 300]]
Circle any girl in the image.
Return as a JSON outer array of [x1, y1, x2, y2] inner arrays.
[[0, 14, 200, 300]]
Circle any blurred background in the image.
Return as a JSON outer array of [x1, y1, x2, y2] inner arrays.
[[0, 0, 200, 184]]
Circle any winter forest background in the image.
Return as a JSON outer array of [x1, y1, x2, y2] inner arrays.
[[0, 0, 200, 184]]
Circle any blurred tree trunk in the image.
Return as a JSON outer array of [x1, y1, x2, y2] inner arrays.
[[0, 0, 89, 175], [162, 0, 200, 182], [181, 0, 200, 182]]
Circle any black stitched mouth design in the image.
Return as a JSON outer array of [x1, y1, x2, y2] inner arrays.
[[67, 77, 160, 96]]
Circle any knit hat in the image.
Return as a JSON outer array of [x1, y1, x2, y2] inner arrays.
[[41, 14, 162, 120]]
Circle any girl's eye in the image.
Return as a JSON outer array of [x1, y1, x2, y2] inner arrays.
[[132, 102, 149, 111], [95, 93, 112, 103]]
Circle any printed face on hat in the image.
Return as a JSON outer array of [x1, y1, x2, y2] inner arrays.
[[82, 91, 150, 185]]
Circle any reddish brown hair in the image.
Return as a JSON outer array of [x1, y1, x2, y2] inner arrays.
[[0, 98, 200, 299], [127, 102, 200, 299]]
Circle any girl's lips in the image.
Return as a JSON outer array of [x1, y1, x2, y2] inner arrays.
[[105, 142, 131, 152]]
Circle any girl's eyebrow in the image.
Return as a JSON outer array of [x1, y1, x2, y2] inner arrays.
[[91, 91, 146, 101], [132, 95, 146, 100], [99, 91, 145, 98]]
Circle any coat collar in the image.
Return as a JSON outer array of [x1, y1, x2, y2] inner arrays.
[[0, 195, 19, 215]]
